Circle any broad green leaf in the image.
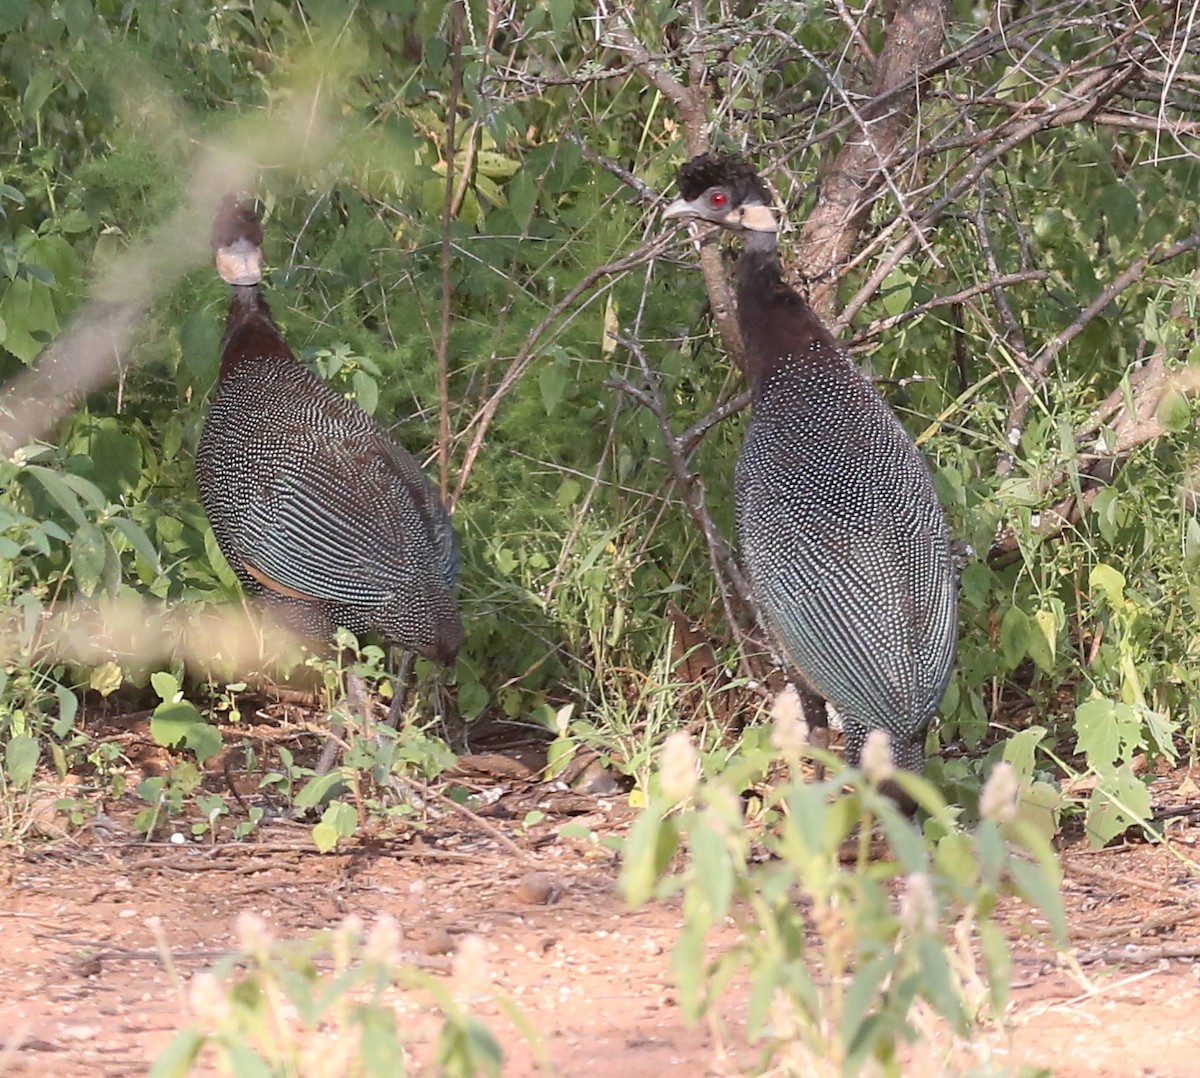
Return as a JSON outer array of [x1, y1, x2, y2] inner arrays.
[[457, 678, 488, 721], [618, 808, 678, 905], [150, 701, 222, 764], [544, 735, 575, 779], [1089, 563, 1126, 607], [54, 684, 79, 737], [1002, 725, 1046, 779], [151, 671, 181, 702], [1028, 606, 1058, 673], [70, 522, 107, 595], [295, 771, 345, 810], [5, 733, 39, 786], [148, 1029, 206, 1078], [538, 360, 569, 416], [312, 821, 339, 852], [689, 816, 733, 921], [24, 464, 86, 525], [351, 370, 378, 415], [999, 606, 1029, 668], [108, 517, 162, 573], [1084, 764, 1152, 849]]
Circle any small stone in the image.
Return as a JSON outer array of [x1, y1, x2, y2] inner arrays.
[[71, 954, 102, 978], [515, 871, 562, 905], [572, 760, 621, 795], [28, 797, 67, 838], [420, 926, 455, 956]]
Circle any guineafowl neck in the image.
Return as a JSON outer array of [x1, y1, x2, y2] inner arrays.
[[219, 285, 291, 379], [734, 246, 845, 395]]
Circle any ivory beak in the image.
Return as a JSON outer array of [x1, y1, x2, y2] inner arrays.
[[662, 197, 696, 220]]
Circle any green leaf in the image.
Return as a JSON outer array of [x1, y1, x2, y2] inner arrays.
[[457, 678, 488, 722], [24, 464, 86, 525], [1085, 764, 1152, 848], [1157, 389, 1191, 432], [538, 360, 569, 416], [148, 1028, 206, 1078], [21, 66, 56, 117], [545, 735, 575, 779], [54, 684, 79, 738], [548, 0, 573, 34], [5, 733, 39, 786], [295, 771, 346, 809], [1002, 726, 1045, 779], [108, 517, 162, 573], [1008, 856, 1067, 941], [840, 954, 894, 1051], [70, 522, 107, 595], [0, 275, 58, 362], [351, 370, 378, 415], [312, 821, 339, 853], [618, 807, 678, 905], [999, 606, 1029, 668], [180, 310, 220, 385], [689, 818, 733, 921], [150, 701, 222, 764], [0, 0, 31, 38], [1089, 563, 1126, 607], [150, 671, 181, 702], [1028, 606, 1058, 673], [203, 526, 241, 591]]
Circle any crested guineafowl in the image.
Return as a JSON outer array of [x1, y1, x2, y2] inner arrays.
[[663, 154, 958, 783], [197, 197, 463, 725]]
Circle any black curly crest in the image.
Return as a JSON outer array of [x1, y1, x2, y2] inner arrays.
[[676, 154, 770, 205], [212, 196, 263, 252]]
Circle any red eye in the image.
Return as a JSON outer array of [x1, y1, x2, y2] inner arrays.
[[708, 190, 728, 208]]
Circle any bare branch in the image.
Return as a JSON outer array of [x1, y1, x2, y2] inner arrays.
[[999, 230, 1200, 472], [794, 0, 949, 317]]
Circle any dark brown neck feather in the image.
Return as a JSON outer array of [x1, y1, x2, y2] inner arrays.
[[735, 246, 845, 393], [219, 285, 293, 378]]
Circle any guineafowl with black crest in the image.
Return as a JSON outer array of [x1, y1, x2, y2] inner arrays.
[[197, 197, 463, 728], [663, 154, 958, 783]]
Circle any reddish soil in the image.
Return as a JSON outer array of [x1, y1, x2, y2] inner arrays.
[[2, 706, 1200, 1077]]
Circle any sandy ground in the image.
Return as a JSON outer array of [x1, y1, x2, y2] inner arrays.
[[2, 704, 1200, 1077]]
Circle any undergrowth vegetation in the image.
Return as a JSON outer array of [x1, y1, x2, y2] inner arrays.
[[2, 0, 1199, 1071]]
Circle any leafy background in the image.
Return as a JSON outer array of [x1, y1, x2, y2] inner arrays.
[[1, 0, 1199, 843]]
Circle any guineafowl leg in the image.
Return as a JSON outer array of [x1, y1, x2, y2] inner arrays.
[[798, 687, 829, 778], [384, 650, 417, 729]]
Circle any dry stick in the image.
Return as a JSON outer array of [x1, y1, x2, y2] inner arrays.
[[607, 333, 758, 681], [544, 404, 622, 604], [999, 230, 1200, 479], [605, 8, 745, 364], [989, 243, 1200, 557], [450, 234, 673, 506], [1076, 941, 1200, 965], [835, 36, 1154, 331], [437, 0, 466, 501], [786, 0, 948, 317], [412, 778, 535, 866], [564, 131, 661, 205], [846, 270, 1050, 347]]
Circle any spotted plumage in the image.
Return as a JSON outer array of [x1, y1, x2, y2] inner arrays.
[[665, 154, 958, 773], [196, 197, 463, 665]]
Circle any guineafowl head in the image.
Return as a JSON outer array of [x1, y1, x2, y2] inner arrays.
[[663, 154, 778, 235], [212, 196, 264, 287]]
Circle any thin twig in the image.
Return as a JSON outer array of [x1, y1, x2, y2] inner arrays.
[[450, 234, 674, 505], [436, 0, 466, 500]]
